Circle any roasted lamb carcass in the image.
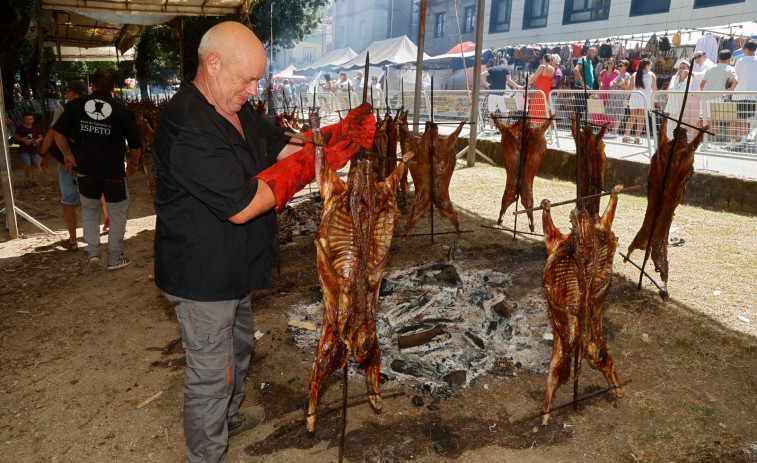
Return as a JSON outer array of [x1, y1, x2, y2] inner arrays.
[[395, 108, 410, 207], [274, 107, 300, 131], [371, 109, 401, 181], [302, 106, 321, 132], [493, 113, 552, 231], [307, 131, 413, 433], [399, 120, 466, 238], [540, 186, 625, 425], [253, 100, 267, 118], [572, 119, 610, 216], [624, 118, 707, 299]]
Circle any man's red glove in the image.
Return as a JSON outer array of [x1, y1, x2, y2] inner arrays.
[[255, 103, 375, 212]]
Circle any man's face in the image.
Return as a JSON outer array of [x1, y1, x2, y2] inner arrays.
[[212, 52, 266, 115], [588, 48, 597, 59]]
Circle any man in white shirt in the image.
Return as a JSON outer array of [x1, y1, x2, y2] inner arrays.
[[728, 40, 757, 150], [353, 71, 364, 92], [699, 49, 737, 127]]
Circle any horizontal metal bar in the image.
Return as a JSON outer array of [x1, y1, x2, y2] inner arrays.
[[480, 224, 544, 237]]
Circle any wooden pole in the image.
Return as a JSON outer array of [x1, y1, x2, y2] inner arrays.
[[412, 0, 426, 135], [36, 0, 48, 131], [0, 65, 19, 238], [466, 0, 485, 167], [512, 75, 529, 240]]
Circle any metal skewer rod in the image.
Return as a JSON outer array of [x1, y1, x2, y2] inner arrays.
[[513, 185, 641, 215], [362, 52, 370, 104], [399, 230, 473, 238], [636, 57, 696, 291], [515, 379, 632, 423], [338, 363, 348, 463], [429, 77, 435, 245], [512, 72, 530, 240], [650, 110, 715, 136], [619, 252, 669, 297], [284, 131, 317, 144], [480, 225, 544, 237]]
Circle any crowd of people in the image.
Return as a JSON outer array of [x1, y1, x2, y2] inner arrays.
[[478, 39, 756, 149]]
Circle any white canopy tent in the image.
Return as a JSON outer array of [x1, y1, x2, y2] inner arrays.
[[300, 47, 358, 71], [339, 35, 430, 71]]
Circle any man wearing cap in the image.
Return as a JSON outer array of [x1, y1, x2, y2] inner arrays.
[[38, 80, 88, 250]]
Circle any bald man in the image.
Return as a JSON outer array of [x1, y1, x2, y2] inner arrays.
[[152, 21, 374, 462]]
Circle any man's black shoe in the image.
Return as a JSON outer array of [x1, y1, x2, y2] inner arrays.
[[227, 407, 265, 439]]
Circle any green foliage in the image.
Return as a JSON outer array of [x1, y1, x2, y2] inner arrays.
[[135, 24, 180, 87], [247, 0, 328, 52]]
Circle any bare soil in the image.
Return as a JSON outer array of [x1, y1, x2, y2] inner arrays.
[[1, 150, 756, 463]]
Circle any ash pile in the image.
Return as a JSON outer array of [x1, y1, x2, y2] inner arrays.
[[288, 261, 554, 389], [277, 193, 322, 245]]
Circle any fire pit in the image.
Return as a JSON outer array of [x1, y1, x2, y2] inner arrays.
[[288, 261, 554, 388]]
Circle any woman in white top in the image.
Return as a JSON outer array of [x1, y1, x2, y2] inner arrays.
[[662, 59, 692, 138], [624, 59, 656, 144]]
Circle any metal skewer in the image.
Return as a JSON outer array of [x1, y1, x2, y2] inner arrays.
[[619, 252, 668, 297], [515, 379, 631, 423], [513, 185, 641, 215], [512, 72, 530, 240]]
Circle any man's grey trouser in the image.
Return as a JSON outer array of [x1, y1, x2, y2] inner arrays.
[[80, 189, 129, 266], [163, 292, 254, 463]]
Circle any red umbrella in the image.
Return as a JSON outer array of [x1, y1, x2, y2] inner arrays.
[[445, 42, 476, 55]]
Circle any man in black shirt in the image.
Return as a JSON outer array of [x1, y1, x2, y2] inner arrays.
[[481, 59, 523, 90], [52, 71, 141, 270], [152, 21, 373, 462]]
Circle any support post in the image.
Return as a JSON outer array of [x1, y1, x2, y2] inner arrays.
[[0, 65, 19, 238], [466, 0, 485, 167], [412, 0, 427, 135]]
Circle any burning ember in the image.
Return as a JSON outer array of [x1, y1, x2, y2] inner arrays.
[[288, 261, 554, 388]]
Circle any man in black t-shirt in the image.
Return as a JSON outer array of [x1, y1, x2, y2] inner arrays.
[[152, 22, 374, 462], [481, 59, 523, 90], [53, 71, 141, 271]]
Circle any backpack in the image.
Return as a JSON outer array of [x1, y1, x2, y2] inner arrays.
[[672, 30, 682, 46], [659, 36, 671, 52], [582, 39, 590, 55], [599, 40, 613, 58], [628, 43, 642, 60], [645, 34, 658, 53]]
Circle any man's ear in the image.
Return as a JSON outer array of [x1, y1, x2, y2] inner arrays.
[[206, 52, 221, 76]]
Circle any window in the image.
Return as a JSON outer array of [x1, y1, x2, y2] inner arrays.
[[563, 0, 610, 24], [693, 0, 744, 7], [303, 47, 315, 61], [435, 12, 446, 38], [489, 0, 511, 33], [463, 6, 475, 33], [523, 0, 549, 29], [630, 0, 670, 15]]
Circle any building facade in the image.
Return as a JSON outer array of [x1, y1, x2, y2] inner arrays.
[[423, 0, 756, 50], [330, 0, 417, 52]]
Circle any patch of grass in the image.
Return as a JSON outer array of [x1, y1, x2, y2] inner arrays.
[[674, 337, 692, 348], [634, 426, 673, 444], [680, 402, 715, 426]]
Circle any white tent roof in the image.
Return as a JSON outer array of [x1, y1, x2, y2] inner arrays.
[[53, 45, 136, 61], [301, 47, 358, 71], [340, 35, 430, 71]]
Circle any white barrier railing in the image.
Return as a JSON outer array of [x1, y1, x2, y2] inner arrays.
[[652, 90, 757, 165]]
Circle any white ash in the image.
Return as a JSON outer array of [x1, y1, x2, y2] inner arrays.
[[277, 194, 322, 245], [287, 261, 553, 388]]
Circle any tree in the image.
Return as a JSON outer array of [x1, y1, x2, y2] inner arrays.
[[0, 0, 34, 109]]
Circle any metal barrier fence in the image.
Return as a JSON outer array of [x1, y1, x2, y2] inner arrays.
[[651, 90, 757, 166], [548, 89, 654, 159]]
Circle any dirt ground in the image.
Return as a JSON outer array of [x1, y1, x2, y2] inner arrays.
[[1, 147, 756, 463]]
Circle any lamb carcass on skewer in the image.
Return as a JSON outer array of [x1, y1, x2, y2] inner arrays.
[[395, 108, 410, 208], [399, 120, 466, 238], [540, 185, 625, 425], [307, 130, 413, 432], [302, 106, 321, 132], [253, 100, 266, 118], [624, 117, 708, 300], [572, 119, 610, 216], [371, 109, 401, 181], [274, 107, 300, 131], [493, 113, 553, 231]]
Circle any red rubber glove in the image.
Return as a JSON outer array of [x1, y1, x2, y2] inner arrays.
[[302, 102, 376, 170], [255, 103, 376, 212]]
